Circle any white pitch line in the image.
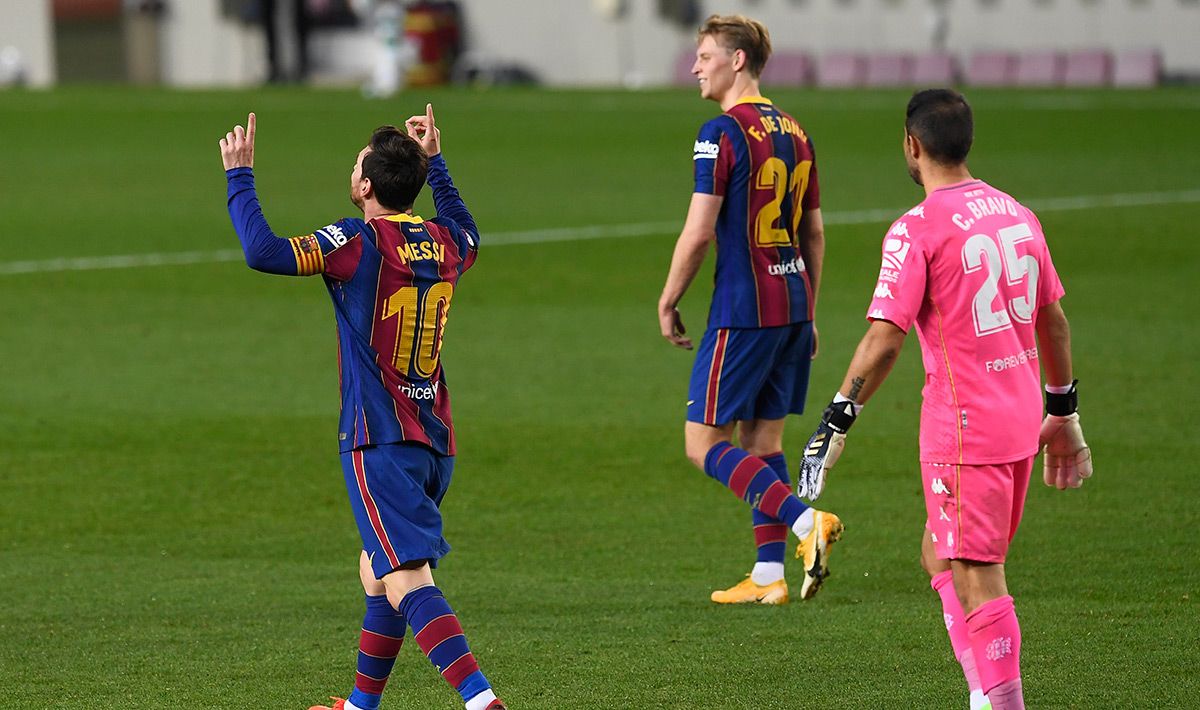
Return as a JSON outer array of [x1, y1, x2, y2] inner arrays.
[[3, 188, 1199, 276]]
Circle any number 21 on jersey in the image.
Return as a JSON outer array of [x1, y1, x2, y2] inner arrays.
[[754, 158, 812, 247], [961, 223, 1040, 337]]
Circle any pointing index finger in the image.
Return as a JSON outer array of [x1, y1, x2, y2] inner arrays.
[[247, 112, 256, 142]]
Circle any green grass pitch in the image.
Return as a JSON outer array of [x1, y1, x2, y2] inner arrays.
[[1, 85, 1197, 708]]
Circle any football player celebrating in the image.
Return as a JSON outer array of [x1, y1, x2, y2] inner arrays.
[[220, 106, 506, 710], [658, 14, 843, 605], [798, 89, 1093, 709]]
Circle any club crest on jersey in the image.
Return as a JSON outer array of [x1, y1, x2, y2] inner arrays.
[[396, 240, 445, 265], [693, 139, 720, 160], [297, 234, 320, 253]]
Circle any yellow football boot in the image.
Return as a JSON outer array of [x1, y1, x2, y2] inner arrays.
[[710, 575, 789, 605], [795, 510, 844, 600]]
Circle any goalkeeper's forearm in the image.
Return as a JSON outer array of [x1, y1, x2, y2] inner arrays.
[[834, 319, 907, 406]]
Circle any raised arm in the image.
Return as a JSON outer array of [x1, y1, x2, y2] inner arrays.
[[405, 104, 479, 241], [658, 193, 722, 350], [220, 113, 301, 275]]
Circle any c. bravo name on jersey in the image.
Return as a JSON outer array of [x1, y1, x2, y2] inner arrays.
[[951, 192, 1022, 232]]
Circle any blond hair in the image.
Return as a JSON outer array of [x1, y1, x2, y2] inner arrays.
[[698, 14, 772, 78]]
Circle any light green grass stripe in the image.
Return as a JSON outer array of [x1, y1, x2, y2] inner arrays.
[[2, 188, 1197, 276]]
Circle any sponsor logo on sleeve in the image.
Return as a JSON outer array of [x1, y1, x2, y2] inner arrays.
[[693, 139, 720, 161], [873, 283, 895, 299], [316, 223, 348, 248], [877, 268, 901, 284], [889, 220, 911, 238], [881, 238, 911, 270], [868, 308, 887, 320], [906, 205, 926, 219]]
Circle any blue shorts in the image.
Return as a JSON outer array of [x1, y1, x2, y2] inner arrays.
[[341, 442, 453, 579], [687, 322, 814, 425]]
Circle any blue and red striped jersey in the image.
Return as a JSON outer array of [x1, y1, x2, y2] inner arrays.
[[692, 96, 820, 328], [227, 155, 478, 455]]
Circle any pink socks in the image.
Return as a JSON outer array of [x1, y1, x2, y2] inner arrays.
[[966, 594, 1024, 709], [930, 571, 983, 693]]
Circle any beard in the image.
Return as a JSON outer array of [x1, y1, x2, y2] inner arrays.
[[906, 159, 923, 186]]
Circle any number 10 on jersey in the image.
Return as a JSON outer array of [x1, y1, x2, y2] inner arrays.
[[382, 282, 453, 378]]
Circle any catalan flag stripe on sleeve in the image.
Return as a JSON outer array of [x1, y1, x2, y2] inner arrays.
[[289, 234, 326, 276]]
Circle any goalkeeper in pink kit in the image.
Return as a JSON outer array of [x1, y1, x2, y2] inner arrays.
[[797, 89, 1093, 709]]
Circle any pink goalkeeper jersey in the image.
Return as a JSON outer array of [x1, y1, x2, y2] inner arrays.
[[867, 180, 1065, 464]]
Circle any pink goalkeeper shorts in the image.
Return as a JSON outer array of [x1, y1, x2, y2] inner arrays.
[[922, 457, 1034, 564]]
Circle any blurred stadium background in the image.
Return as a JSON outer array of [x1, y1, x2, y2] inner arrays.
[[2, 1, 1198, 709], [1, 0, 1197, 89]]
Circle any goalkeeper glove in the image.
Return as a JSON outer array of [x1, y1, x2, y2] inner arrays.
[[798, 398, 859, 501], [1040, 380, 1093, 490]]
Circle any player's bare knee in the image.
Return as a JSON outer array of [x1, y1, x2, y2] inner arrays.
[[919, 533, 948, 577], [382, 559, 435, 608]]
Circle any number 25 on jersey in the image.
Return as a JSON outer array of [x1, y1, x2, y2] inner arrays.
[[961, 223, 1040, 337]]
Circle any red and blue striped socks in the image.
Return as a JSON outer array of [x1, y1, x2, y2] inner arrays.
[[752, 452, 791, 566], [347, 594, 406, 710], [705, 442, 811, 535], [399, 585, 495, 709]]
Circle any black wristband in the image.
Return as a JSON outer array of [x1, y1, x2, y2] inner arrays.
[[1045, 379, 1079, 417], [822, 400, 858, 433]]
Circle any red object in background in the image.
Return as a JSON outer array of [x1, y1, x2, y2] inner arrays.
[[53, 0, 121, 20], [404, 1, 461, 86]]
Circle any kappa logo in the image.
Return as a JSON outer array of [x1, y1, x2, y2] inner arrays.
[[943, 612, 954, 630], [317, 223, 348, 248], [889, 221, 911, 238], [693, 139, 720, 160], [868, 308, 886, 320], [931, 478, 951, 495], [873, 283, 895, 300], [881, 238, 911, 270], [939, 506, 951, 522], [906, 206, 926, 219], [986, 636, 1013, 662]]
